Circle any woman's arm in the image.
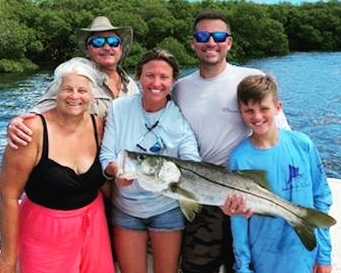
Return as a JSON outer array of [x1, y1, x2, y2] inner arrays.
[[0, 116, 42, 271]]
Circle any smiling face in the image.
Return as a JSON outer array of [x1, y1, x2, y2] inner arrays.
[[57, 72, 93, 115], [139, 59, 174, 111], [86, 31, 123, 71], [239, 94, 281, 137], [191, 19, 233, 68]]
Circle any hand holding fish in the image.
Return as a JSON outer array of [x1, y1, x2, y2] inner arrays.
[[220, 194, 253, 218], [104, 162, 118, 178], [115, 177, 134, 187]]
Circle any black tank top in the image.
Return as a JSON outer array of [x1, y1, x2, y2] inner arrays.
[[25, 114, 106, 210]]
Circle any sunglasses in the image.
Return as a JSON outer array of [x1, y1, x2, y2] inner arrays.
[[87, 36, 121, 48], [193, 31, 230, 43], [136, 122, 165, 154]]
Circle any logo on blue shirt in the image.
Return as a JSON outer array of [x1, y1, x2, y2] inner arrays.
[[288, 165, 300, 181], [283, 165, 308, 191]]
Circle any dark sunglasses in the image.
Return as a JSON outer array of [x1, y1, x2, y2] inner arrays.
[[193, 31, 230, 43], [87, 36, 121, 48]]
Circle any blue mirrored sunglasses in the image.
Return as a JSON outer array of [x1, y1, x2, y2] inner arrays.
[[193, 31, 230, 43], [87, 36, 121, 48], [136, 136, 164, 153]]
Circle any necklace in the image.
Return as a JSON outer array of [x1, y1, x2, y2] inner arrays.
[[140, 99, 168, 130]]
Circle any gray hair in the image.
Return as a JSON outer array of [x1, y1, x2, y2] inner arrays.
[[52, 57, 103, 91]]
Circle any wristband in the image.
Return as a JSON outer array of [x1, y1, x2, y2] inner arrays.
[[103, 170, 115, 180]]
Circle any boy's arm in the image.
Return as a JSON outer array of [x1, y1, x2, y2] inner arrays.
[[228, 157, 254, 273], [310, 144, 333, 266], [231, 216, 254, 273]]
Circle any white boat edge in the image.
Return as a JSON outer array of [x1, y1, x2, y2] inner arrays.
[[327, 178, 341, 273]]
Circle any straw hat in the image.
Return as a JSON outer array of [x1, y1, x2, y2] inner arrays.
[[76, 16, 133, 61]]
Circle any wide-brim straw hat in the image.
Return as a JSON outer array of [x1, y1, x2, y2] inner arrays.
[[76, 16, 133, 62]]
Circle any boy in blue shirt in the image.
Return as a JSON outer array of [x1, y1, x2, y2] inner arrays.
[[229, 74, 333, 273]]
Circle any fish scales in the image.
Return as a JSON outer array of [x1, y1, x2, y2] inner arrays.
[[168, 161, 308, 224], [117, 150, 337, 251]]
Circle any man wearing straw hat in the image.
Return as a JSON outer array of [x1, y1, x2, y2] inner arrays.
[[7, 16, 140, 148], [75, 16, 139, 114]]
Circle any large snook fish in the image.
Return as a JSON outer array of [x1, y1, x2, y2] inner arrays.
[[116, 150, 336, 251]]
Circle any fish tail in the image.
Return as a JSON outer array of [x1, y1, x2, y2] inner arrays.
[[304, 207, 336, 227], [293, 207, 336, 251]]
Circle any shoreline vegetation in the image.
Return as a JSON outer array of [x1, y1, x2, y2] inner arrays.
[[1, 0, 341, 73]]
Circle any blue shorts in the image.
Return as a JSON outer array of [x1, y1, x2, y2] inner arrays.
[[113, 206, 185, 232]]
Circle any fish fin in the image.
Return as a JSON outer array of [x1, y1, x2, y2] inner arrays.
[[238, 170, 270, 190], [292, 207, 336, 251], [293, 222, 317, 251], [169, 184, 202, 221], [179, 200, 202, 221], [169, 183, 197, 200]]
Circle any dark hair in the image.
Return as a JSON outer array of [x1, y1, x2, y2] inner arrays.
[[193, 10, 231, 33], [237, 74, 279, 106], [135, 48, 180, 80]]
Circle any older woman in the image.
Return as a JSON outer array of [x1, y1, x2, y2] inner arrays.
[[100, 48, 201, 273], [7, 16, 139, 147], [0, 58, 114, 273]]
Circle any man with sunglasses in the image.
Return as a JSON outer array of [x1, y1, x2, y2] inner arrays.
[[7, 16, 139, 148], [172, 10, 290, 273], [75, 16, 140, 116]]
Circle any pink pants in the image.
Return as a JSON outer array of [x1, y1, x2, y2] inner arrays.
[[18, 192, 115, 273]]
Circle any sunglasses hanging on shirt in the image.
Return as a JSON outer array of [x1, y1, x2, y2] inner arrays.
[[136, 121, 166, 154]]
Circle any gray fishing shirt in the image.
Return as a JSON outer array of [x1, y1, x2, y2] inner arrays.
[[172, 63, 290, 166]]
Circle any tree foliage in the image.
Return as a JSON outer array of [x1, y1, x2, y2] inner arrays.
[[1, 0, 341, 72]]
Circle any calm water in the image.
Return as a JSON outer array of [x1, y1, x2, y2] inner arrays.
[[247, 52, 341, 179], [0, 52, 340, 178]]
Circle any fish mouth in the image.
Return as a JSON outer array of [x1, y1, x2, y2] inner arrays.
[[116, 150, 137, 180]]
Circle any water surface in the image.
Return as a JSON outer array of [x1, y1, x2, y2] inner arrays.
[[0, 52, 340, 178]]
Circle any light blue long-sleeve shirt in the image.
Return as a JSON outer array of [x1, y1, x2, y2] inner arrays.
[[229, 129, 333, 273], [100, 93, 201, 218]]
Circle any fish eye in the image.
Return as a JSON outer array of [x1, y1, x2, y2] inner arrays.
[[137, 155, 147, 161]]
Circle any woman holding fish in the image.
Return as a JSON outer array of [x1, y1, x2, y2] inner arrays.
[[99, 48, 201, 273]]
